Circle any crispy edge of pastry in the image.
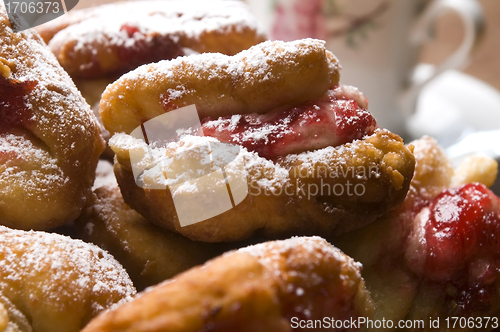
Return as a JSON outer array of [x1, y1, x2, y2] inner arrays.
[[110, 129, 414, 242], [100, 39, 340, 135], [81, 237, 373, 332]]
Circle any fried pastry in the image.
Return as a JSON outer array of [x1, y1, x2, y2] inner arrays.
[[104, 39, 415, 242], [36, 0, 266, 159], [75, 174, 233, 291], [334, 136, 500, 331], [0, 225, 136, 332], [81, 236, 374, 332], [0, 4, 105, 230], [36, 0, 266, 78]]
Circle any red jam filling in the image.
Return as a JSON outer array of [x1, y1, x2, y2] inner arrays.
[[405, 183, 500, 315], [115, 24, 185, 73], [200, 87, 377, 159], [78, 24, 186, 77], [407, 183, 500, 281], [116, 24, 185, 69], [0, 76, 37, 133]]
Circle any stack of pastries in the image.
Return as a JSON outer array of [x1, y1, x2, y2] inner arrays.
[[35, 0, 267, 157], [1, 0, 500, 331]]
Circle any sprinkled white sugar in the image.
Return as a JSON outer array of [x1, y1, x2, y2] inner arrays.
[[0, 225, 135, 322], [238, 236, 363, 301], [111, 132, 292, 192], [122, 38, 330, 97], [239, 236, 357, 268], [333, 85, 368, 110], [0, 134, 69, 196], [229, 115, 242, 131], [283, 128, 385, 170], [412, 136, 442, 166], [46, 0, 266, 57], [110, 132, 149, 152], [205, 113, 295, 145], [0, 25, 95, 147], [0, 5, 102, 210]]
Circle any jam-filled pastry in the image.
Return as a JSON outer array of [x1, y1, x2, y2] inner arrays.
[[75, 173, 235, 291], [37, 0, 266, 159], [81, 236, 374, 332], [0, 225, 136, 332], [103, 39, 415, 242], [0, 4, 105, 230], [36, 0, 267, 79], [334, 136, 500, 331]]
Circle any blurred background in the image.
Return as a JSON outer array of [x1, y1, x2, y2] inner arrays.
[[419, 0, 500, 193], [421, 0, 499, 91]]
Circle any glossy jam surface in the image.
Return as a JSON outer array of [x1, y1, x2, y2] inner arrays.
[[0, 76, 37, 133], [405, 183, 500, 314], [408, 183, 500, 281], [201, 88, 377, 159]]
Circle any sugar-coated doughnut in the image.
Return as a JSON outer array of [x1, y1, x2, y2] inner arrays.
[[36, 0, 267, 78], [112, 128, 414, 242], [0, 4, 105, 230], [0, 225, 136, 332], [104, 39, 415, 242], [101, 39, 340, 135], [81, 236, 374, 332]]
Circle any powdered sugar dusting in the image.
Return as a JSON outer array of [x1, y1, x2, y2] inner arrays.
[[45, 0, 266, 66], [284, 135, 365, 171], [203, 112, 295, 146], [239, 236, 360, 273], [0, 133, 68, 196], [409, 136, 454, 199], [200, 86, 376, 159], [101, 38, 339, 136], [0, 225, 135, 330], [110, 132, 291, 192], [0, 4, 104, 227], [122, 38, 330, 100], [1, 9, 97, 154], [332, 85, 368, 110], [238, 236, 367, 319]]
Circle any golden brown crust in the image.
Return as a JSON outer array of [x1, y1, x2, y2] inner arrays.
[[36, 0, 267, 78], [103, 40, 413, 242], [81, 237, 374, 332], [74, 183, 233, 290], [0, 5, 105, 230], [0, 225, 136, 332], [112, 129, 414, 242], [100, 39, 340, 135]]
